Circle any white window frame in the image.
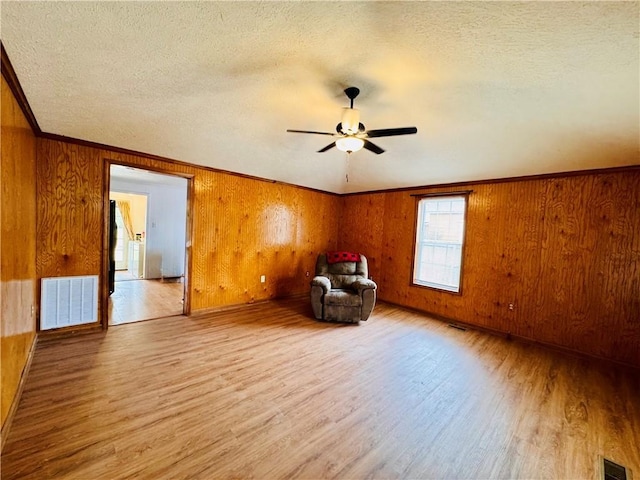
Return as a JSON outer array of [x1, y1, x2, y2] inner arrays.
[[412, 193, 469, 293]]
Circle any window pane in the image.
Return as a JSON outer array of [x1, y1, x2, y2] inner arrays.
[[413, 195, 466, 292]]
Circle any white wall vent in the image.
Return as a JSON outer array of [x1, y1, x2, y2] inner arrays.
[[41, 275, 99, 330]]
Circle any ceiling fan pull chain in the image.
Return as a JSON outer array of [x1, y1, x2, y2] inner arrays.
[[346, 153, 350, 183]]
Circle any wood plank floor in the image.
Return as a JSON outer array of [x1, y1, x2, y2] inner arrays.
[[109, 279, 183, 325], [2, 298, 639, 479]]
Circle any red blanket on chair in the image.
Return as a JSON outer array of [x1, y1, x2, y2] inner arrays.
[[326, 251, 361, 264]]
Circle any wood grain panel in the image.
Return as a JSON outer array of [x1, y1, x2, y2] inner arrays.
[[538, 174, 640, 359], [379, 191, 418, 304], [337, 193, 385, 282], [1, 76, 37, 431], [2, 299, 639, 478], [36, 141, 103, 279], [460, 181, 546, 337], [36, 139, 340, 319], [341, 169, 640, 367]]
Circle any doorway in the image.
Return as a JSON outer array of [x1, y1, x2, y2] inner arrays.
[[106, 164, 191, 326]]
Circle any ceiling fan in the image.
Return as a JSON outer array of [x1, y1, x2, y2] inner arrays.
[[287, 87, 417, 154]]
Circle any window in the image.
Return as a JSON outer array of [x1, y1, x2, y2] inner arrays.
[[413, 194, 468, 293]]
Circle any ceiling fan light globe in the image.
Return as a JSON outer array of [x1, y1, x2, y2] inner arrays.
[[336, 136, 364, 153]]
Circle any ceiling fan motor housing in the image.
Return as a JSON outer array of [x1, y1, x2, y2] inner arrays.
[[340, 108, 361, 135]]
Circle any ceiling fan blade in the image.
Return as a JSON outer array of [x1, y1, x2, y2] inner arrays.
[[363, 140, 385, 155], [286, 129, 335, 136], [366, 127, 417, 138], [317, 142, 336, 153]]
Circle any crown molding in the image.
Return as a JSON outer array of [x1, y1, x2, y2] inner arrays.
[[39, 132, 337, 196], [1, 42, 41, 135], [343, 164, 640, 197]]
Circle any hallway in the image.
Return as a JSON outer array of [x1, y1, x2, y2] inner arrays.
[[109, 276, 183, 325]]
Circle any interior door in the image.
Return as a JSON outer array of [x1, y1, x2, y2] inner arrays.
[[109, 200, 117, 294]]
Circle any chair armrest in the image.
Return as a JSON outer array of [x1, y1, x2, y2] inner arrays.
[[311, 276, 331, 294], [352, 278, 377, 293]]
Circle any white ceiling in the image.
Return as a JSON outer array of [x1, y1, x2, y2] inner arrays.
[[2, 1, 638, 194]]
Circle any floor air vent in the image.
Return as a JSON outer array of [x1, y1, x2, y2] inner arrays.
[[448, 323, 467, 331], [603, 458, 629, 480]]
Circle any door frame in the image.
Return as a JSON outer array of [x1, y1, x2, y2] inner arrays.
[[101, 159, 194, 329]]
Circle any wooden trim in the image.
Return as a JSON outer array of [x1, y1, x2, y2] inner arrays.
[[410, 190, 473, 198], [183, 177, 194, 316], [36, 326, 104, 347], [409, 192, 470, 295], [38, 323, 103, 338], [108, 159, 195, 181], [40, 132, 337, 196], [101, 160, 112, 329], [409, 196, 421, 293], [36, 134, 640, 199], [456, 191, 469, 295], [190, 299, 275, 317], [409, 282, 463, 295], [190, 292, 308, 318], [103, 159, 194, 324], [110, 314, 187, 327], [345, 165, 640, 197], [379, 300, 640, 371], [0, 334, 38, 453], [0, 42, 41, 134]]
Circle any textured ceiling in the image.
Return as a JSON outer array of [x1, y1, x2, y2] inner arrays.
[[1, 1, 638, 193]]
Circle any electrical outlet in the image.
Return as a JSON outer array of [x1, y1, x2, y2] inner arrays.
[[305, 271, 310, 277], [260, 275, 266, 283], [508, 303, 514, 311]]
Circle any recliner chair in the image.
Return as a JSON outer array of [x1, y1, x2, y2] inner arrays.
[[310, 252, 377, 323]]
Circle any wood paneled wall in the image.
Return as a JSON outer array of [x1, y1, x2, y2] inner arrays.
[[36, 140, 340, 318], [1, 76, 37, 431], [339, 170, 640, 367]]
